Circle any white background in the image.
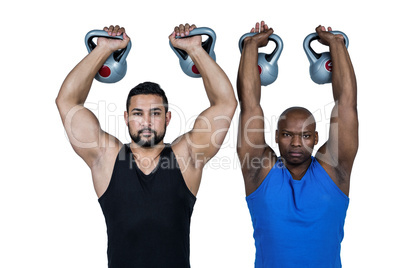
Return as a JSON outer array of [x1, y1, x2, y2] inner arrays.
[[1, 0, 401, 267]]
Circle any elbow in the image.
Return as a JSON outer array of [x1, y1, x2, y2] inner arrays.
[[231, 96, 238, 109], [215, 97, 237, 119], [212, 93, 238, 117], [55, 96, 62, 110], [55, 92, 67, 111], [227, 97, 238, 118], [338, 97, 357, 111], [55, 84, 66, 109], [55, 90, 69, 112]]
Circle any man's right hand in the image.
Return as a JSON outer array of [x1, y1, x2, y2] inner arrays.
[[97, 25, 130, 52], [315, 25, 345, 47], [243, 21, 274, 48], [168, 23, 202, 56]]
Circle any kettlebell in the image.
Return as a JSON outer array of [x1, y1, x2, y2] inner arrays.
[[238, 33, 283, 86], [303, 31, 349, 84], [169, 27, 216, 78], [85, 30, 132, 83]]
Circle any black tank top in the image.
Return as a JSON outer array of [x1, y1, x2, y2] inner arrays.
[[99, 144, 196, 268]]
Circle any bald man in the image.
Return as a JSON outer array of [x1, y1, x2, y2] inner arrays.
[[236, 21, 358, 267]]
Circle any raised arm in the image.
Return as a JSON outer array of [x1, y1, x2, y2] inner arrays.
[[169, 24, 237, 195], [236, 21, 277, 195], [316, 26, 358, 196], [56, 26, 129, 168]]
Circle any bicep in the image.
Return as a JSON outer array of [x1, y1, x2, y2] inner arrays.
[[237, 106, 274, 162], [318, 103, 358, 170], [186, 105, 234, 162], [57, 103, 120, 167]]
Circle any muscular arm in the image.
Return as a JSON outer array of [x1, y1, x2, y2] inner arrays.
[[236, 22, 277, 196], [316, 26, 358, 195], [185, 40, 237, 163], [169, 24, 237, 195], [56, 38, 124, 167], [56, 26, 129, 196]]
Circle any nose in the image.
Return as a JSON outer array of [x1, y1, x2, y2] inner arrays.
[[141, 113, 152, 128], [291, 135, 302, 147]]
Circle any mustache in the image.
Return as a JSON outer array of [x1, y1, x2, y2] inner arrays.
[[138, 128, 157, 135]]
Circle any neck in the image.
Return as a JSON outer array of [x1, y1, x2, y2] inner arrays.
[[129, 141, 165, 158], [283, 157, 312, 180], [130, 142, 165, 175], [129, 142, 166, 173]]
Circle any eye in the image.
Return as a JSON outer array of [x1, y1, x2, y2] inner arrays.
[[303, 134, 311, 139], [151, 111, 161, 116], [283, 133, 291, 137], [132, 112, 142, 116]]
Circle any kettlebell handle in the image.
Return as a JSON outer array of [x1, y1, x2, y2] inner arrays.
[[85, 30, 132, 63], [169, 27, 216, 60], [185, 27, 216, 40], [238, 33, 283, 63], [303, 31, 349, 62]]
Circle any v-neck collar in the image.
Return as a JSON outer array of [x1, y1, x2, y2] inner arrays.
[[128, 144, 166, 177]]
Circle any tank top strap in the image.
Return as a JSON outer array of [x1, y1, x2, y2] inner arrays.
[[160, 143, 171, 155]]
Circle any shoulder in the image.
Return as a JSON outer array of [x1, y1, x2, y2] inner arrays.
[[315, 156, 350, 196], [171, 135, 201, 168], [91, 142, 124, 198], [243, 153, 280, 196], [92, 142, 124, 175]]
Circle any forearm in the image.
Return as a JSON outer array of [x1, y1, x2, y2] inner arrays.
[[330, 39, 357, 107], [323, 36, 358, 170], [188, 47, 236, 107], [56, 45, 113, 106], [237, 39, 261, 110]]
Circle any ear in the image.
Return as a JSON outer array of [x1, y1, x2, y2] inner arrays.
[[124, 111, 129, 126], [275, 129, 279, 143], [314, 131, 318, 145], [165, 111, 172, 127]]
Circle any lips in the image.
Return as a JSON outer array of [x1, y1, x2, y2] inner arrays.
[[139, 128, 156, 136], [289, 151, 303, 157]]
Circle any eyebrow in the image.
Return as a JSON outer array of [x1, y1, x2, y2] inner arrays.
[[281, 130, 313, 134], [130, 107, 162, 113]]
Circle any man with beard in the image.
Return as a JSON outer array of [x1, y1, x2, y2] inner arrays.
[[56, 24, 237, 267], [236, 21, 358, 267]]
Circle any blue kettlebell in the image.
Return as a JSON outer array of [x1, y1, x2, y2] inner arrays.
[[303, 31, 349, 84], [169, 27, 216, 78], [238, 33, 283, 86], [85, 30, 132, 83]]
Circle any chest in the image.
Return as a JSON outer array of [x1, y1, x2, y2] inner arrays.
[[100, 157, 195, 221], [248, 172, 349, 232]]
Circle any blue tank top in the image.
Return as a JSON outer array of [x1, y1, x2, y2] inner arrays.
[[246, 157, 349, 268]]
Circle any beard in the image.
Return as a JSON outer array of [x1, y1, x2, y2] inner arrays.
[[129, 124, 166, 148]]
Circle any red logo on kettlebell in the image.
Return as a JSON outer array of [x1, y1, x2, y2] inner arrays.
[[191, 65, 200, 75], [99, 65, 111, 78], [325, 60, 332, 72], [258, 65, 262, 74]]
